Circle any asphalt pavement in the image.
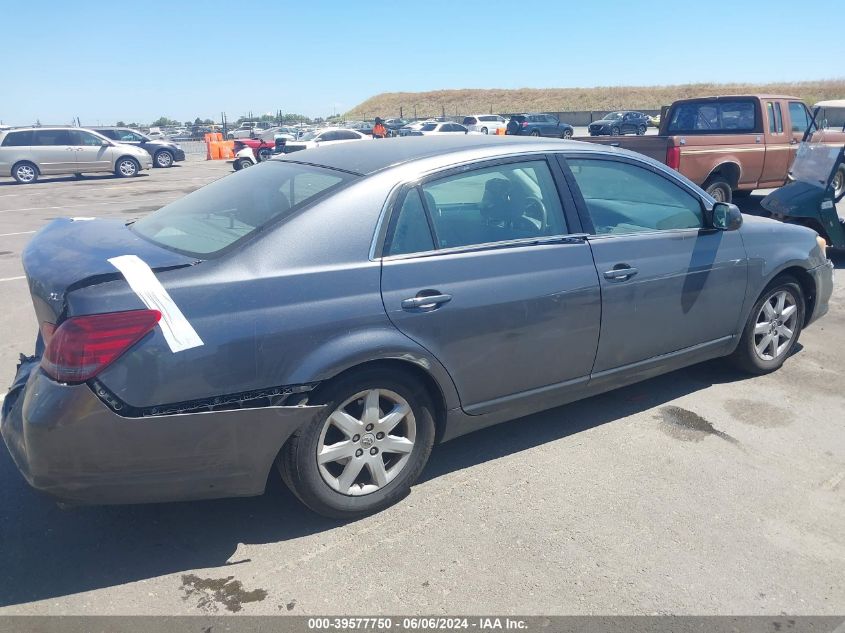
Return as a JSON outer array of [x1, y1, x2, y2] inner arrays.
[[0, 158, 842, 615]]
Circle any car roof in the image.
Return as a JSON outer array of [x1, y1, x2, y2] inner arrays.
[[276, 135, 613, 176]]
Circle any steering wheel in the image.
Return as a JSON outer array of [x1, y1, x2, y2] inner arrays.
[[522, 195, 547, 230]]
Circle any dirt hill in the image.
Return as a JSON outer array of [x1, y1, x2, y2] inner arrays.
[[345, 80, 845, 119]]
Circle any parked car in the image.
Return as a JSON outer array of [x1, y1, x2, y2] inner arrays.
[[343, 121, 374, 135], [257, 126, 298, 142], [2, 136, 833, 518], [647, 114, 661, 128], [146, 128, 167, 140], [383, 118, 409, 136], [229, 122, 264, 139], [281, 127, 370, 152], [583, 95, 845, 202], [506, 113, 574, 138], [463, 114, 507, 134], [588, 111, 650, 136], [413, 122, 472, 135], [0, 127, 152, 183], [92, 127, 186, 168], [397, 120, 437, 136]]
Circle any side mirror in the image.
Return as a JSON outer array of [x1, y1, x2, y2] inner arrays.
[[710, 202, 742, 231], [100, 140, 110, 147]]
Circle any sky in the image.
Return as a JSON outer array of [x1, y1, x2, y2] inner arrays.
[[2, 0, 843, 126]]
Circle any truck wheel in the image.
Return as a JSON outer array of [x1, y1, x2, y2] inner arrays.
[[703, 176, 732, 203], [833, 165, 844, 201]]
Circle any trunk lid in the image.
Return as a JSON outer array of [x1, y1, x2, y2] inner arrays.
[[22, 218, 198, 324]]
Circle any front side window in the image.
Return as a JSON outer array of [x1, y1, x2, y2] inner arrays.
[[419, 160, 567, 249], [667, 100, 757, 133], [97, 129, 118, 140], [789, 102, 811, 133], [566, 158, 703, 235], [132, 162, 355, 256], [116, 129, 145, 142], [72, 130, 105, 146]]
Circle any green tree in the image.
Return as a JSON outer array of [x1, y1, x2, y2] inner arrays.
[[116, 120, 126, 126], [150, 116, 178, 127]]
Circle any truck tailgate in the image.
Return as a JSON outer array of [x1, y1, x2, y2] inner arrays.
[[575, 135, 671, 164]]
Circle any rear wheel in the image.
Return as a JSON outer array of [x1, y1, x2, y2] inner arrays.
[[481, 127, 488, 134], [258, 147, 272, 161], [703, 175, 732, 203], [237, 158, 253, 170], [12, 161, 38, 184], [530, 129, 541, 137], [279, 368, 436, 519], [561, 128, 573, 139], [115, 157, 140, 178], [730, 277, 804, 375]]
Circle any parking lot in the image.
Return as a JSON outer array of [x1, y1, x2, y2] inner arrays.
[[0, 158, 843, 615]]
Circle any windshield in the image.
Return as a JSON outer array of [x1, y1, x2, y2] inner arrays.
[[604, 112, 623, 120], [298, 131, 319, 141], [789, 142, 842, 188], [132, 161, 355, 256]]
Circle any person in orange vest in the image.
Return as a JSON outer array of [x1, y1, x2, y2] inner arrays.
[[372, 118, 387, 139]]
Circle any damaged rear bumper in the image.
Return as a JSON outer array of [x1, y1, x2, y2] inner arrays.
[[1, 358, 324, 505]]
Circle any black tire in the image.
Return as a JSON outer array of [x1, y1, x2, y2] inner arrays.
[[703, 175, 732, 203], [237, 158, 253, 170], [73, 173, 84, 179], [833, 165, 845, 202], [481, 127, 488, 134], [561, 128, 573, 139], [114, 156, 140, 178], [530, 129, 541, 137], [12, 161, 38, 184], [730, 276, 805, 375], [154, 150, 174, 168], [611, 126, 621, 136], [636, 125, 647, 135], [257, 147, 272, 161], [279, 368, 436, 519]]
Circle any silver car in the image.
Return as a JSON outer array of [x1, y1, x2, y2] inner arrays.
[[0, 127, 152, 184]]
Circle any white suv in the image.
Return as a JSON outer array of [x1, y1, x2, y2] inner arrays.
[[462, 114, 507, 134], [0, 127, 152, 184]]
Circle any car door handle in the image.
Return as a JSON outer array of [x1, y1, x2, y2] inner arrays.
[[401, 293, 452, 310], [603, 266, 639, 281]]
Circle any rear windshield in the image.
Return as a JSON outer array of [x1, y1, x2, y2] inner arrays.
[[667, 100, 757, 133], [131, 161, 355, 256]]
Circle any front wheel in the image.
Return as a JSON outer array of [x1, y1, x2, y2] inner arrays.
[[236, 158, 253, 170], [833, 165, 845, 201], [154, 150, 174, 168], [279, 368, 436, 519], [611, 126, 621, 136], [730, 278, 804, 375], [530, 129, 541, 137], [115, 157, 140, 178], [636, 125, 647, 135], [480, 127, 488, 134], [12, 162, 38, 184]]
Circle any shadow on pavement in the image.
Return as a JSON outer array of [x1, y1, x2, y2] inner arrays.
[[0, 174, 149, 187], [0, 358, 751, 607]]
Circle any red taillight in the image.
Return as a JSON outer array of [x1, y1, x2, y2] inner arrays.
[[41, 310, 161, 383], [40, 322, 56, 348], [521, 121, 528, 127], [666, 145, 681, 170]]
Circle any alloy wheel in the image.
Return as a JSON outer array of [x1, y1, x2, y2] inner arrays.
[[316, 389, 416, 496], [15, 165, 36, 183], [156, 151, 173, 167], [118, 159, 137, 176], [833, 169, 844, 198], [753, 290, 798, 361]]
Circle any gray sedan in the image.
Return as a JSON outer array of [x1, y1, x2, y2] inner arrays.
[[1, 136, 834, 518]]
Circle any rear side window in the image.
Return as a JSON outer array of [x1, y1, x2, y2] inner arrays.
[[419, 160, 567, 249], [33, 130, 72, 145], [1, 130, 33, 146], [566, 158, 703, 234], [667, 100, 757, 133], [385, 189, 435, 256], [132, 162, 355, 256], [463, 117, 477, 125], [97, 129, 118, 140]]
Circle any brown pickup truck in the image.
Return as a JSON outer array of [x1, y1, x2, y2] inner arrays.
[[580, 95, 845, 202]]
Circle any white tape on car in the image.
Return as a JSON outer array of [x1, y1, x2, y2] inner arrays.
[[108, 255, 203, 353]]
